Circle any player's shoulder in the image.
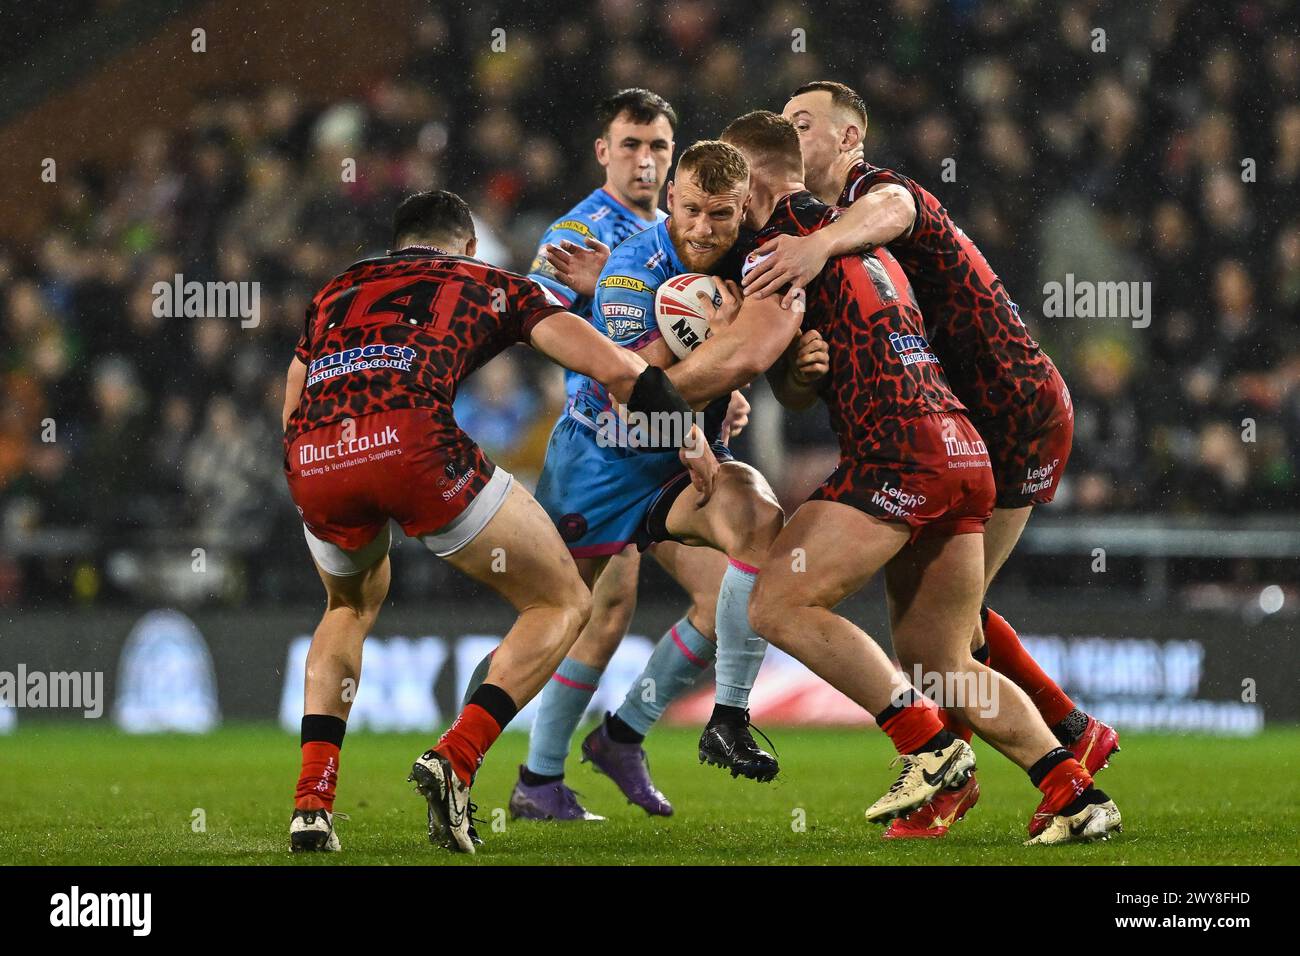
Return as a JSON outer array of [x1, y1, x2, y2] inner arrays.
[[755, 191, 835, 244], [542, 188, 634, 241], [313, 250, 398, 301], [844, 161, 929, 205], [341, 250, 537, 293], [541, 192, 606, 241], [598, 221, 672, 294], [791, 190, 837, 229]]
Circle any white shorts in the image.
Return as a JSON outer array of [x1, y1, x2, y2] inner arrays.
[[303, 467, 515, 576]]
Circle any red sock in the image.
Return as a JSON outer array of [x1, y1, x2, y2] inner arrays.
[[982, 607, 1076, 728], [878, 696, 946, 755], [295, 741, 340, 811], [1037, 757, 1094, 814], [939, 707, 973, 743], [434, 703, 505, 785]]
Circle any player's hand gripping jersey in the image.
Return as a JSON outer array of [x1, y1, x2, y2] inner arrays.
[[746, 192, 994, 540], [528, 188, 666, 404], [534, 220, 731, 557], [840, 163, 1072, 507], [285, 247, 565, 552]]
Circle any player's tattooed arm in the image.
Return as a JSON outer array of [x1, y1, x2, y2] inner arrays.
[[742, 184, 915, 305], [541, 237, 612, 299], [666, 294, 802, 406], [282, 357, 306, 430], [766, 330, 829, 411]]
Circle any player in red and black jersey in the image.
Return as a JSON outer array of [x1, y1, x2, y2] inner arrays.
[[741, 83, 1119, 839], [745, 190, 969, 471], [282, 190, 714, 855], [668, 111, 1118, 844]]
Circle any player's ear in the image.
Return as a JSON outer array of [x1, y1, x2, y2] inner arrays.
[[464, 235, 478, 258], [843, 123, 864, 151], [594, 136, 610, 167]]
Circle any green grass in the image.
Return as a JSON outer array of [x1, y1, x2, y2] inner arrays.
[[1, 724, 1296, 865]]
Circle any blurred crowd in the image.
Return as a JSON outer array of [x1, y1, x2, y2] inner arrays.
[[2, 0, 1298, 604]]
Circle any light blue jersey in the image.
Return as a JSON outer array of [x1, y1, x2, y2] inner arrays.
[[534, 220, 731, 557], [527, 188, 665, 404], [567, 219, 685, 426]]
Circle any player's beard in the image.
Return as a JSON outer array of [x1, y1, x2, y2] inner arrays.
[[669, 221, 737, 273]]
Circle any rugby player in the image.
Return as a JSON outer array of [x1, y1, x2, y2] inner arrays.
[[742, 81, 1118, 838], [661, 112, 1120, 843], [510, 90, 761, 821], [281, 189, 713, 854], [524, 142, 799, 818]]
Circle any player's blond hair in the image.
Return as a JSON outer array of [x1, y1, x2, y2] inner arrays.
[[674, 140, 749, 195]]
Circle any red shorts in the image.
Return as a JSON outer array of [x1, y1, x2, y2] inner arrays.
[[284, 409, 492, 551], [976, 362, 1074, 509], [810, 412, 996, 542]]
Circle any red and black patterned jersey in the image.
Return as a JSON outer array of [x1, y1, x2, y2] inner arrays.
[[744, 191, 964, 463], [285, 248, 565, 445], [840, 162, 1057, 426]]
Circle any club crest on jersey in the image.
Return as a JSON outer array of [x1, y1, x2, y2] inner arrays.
[[306, 343, 417, 387], [887, 331, 940, 367]]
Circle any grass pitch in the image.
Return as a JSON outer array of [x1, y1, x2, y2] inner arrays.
[[1, 724, 1296, 866]]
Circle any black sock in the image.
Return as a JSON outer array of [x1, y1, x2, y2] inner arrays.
[[605, 712, 644, 744], [1052, 709, 1089, 746], [1061, 787, 1109, 817], [910, 728, 956, 756], [519, 767, 563, 787], [875, 688, 926, 727], [301, 713, 346, 748], [709, 703, 747, 725], [1026, 746, 1072, 787], [469, 682, 518, 730]]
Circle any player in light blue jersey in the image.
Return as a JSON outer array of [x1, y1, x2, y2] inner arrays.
[[512, 139, 789, 823], [511, 92, 746, 821]]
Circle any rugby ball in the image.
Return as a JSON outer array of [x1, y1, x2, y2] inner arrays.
[[655, 273, 721, 359]]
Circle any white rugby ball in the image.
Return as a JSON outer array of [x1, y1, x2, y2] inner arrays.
[[655, 273, 720, 359]]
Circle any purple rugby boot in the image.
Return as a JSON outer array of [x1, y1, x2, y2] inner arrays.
[[580, 715, 673, 817], [508, 767, 605, 821]]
